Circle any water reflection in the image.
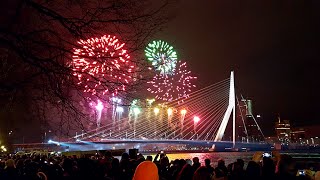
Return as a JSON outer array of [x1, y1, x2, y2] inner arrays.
[[148, 152, 255, 167]]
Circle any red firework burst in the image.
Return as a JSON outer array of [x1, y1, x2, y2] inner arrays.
[[72, 35, 135, 95], [147, 60, 197, 102]]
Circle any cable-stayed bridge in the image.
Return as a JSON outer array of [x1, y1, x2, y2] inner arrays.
[[68, 72, 268, 151]]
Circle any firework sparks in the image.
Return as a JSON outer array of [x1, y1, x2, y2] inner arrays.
[[145, 40, 177, 75], [147, 61, 197, 102], [72, 35, 135, 96]]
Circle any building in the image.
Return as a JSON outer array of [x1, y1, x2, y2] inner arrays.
[[236, 98, 263, 142], [290, 128, 306, 142], [275, 118, 291, 144]]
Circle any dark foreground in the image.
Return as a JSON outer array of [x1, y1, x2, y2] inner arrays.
[[1, 151, 320, 180]]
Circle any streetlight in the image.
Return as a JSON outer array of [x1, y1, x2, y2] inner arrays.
[[116, 106, 124, 113], [133, 107, 141, 115], [167, 108, 173, 116], [180, 109, 187, 115], [154, 107, 160, 115], [193, 116, 200, 139], [146, 99, 155, 106], [193, 116, 200, 123]]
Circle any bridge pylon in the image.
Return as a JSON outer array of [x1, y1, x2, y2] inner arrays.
[[214, 71, 236, 147]]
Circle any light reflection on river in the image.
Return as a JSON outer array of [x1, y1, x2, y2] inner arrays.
[[147, 152, 256, 167]]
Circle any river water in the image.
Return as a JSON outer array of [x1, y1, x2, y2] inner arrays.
[[148, 152, 254, 167], [142, 152, 320, 167]]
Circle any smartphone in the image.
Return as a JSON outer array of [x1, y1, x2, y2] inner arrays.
[[262, 152, 271, 158], [160, 150, 164, 154], [49, 162, 53, 165], [298, 170, 305, 176]]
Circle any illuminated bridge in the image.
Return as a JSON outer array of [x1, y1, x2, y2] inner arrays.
[[59, 72, 269, 152]]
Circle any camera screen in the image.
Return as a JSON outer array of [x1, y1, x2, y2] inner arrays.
[[262, 153, 271, 157], [298, 170, 305, 176]]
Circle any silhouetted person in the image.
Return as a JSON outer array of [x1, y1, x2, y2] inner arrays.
[[236, 159, 245, 171], [146, 156, 153, 161], [262, 157, 275, 179], [192, 157, 201, 174], [229, 161, 245, 180], [2, 159, 18, 180], [119, 153, 133, 180], [107, 158, 121, 180], [215, 159, 228, 178], [246, 161, 261, 180], [177, 164, 193, 180], [193, 166, 211, 180], [275, 154, 296, 180], [204, 159, 214, 175]]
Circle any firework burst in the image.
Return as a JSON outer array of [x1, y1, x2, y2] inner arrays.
[[147, 61, 197, 102], [72, 35, 135, 96], [145, 40, 177, 75]]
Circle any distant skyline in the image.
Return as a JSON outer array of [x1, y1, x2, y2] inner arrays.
[[158, 1, 320, 135]]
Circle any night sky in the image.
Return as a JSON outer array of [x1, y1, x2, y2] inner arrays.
[[1, 1, 320, 142], [159, 1, 320, 134]]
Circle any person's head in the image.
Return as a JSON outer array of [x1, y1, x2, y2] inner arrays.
[[5, 159, 15, 169], [276, 154, 295, 175], [193, 166, 211, 180], [62, 158, 73, 173], [121, 152, 129, 161], [179, 159, 186, 167], [262, 157, 275, 176], [186, 159, 192, 165], [172, 159, 179, 167], [177, 164, 193, 180], [246, 161, 260, 177], [193, 157, 199, 164], [105, 151, 112, 158], [237, 159, 244, 169], [159, 156, 169, 168], [204, 159, 211, 166], [217, 158, 225, 167], [111, 158, 119, 168], [133, 161, 159, 180], [146, 156, 152, 161], [232, 162, 242, 173]]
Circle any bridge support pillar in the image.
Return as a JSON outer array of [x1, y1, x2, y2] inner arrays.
[[214, 71, 236, 148]]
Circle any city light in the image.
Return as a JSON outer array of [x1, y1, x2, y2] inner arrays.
[[154, 107, 160, 115], [0, 145, 6, 152], [167, 108, 173, 116], [180, 109, 187, 115], [146, 99, 155, 106], [193, 116, 200, 123], [95, 100, 104, 111], [112, 97, 121, 103], [133, 107, 141, 115], [47, 140, 60, 146], [116, 106, 124, 113]]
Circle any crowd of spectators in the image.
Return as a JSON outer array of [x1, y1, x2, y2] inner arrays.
[[0, 151, 319, 180]]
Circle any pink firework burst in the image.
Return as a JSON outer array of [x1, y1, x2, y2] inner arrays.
[[147, 61, 197, 102], [72, 35, 135, 95]]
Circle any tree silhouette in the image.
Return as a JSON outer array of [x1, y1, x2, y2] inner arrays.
[[0, 0, 175, 142]]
